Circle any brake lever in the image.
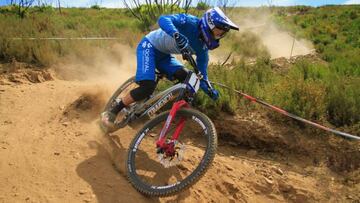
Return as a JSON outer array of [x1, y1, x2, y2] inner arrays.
[[205, 79, 214, 90], [182, 51, 205, 82], [181, 50, 191, 61]]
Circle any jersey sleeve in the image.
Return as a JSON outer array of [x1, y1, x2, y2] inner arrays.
[[158, 14, 188, 37], [196, 50, 209, 80], [196, 50, 211, 93]]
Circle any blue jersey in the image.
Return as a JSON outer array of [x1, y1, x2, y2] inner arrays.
[[145, 14, 210, 80]]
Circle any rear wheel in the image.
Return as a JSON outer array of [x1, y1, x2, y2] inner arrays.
[[103, 76, 138, 129], [126, 108, 217, 196]]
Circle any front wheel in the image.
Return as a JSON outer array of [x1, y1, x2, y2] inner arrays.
[[126, 108, 217, 196]]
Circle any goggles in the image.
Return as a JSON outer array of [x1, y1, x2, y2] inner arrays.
[[212, 26, 229, 40]]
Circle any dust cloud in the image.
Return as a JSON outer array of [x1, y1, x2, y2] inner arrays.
[[51, 43, 138, 108], [230, 9, 314, 59], [53, 43, 136, 85]]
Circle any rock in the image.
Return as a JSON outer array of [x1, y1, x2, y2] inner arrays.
[[264, 177, 274, 185], [25, 197, 30, 201], [273, 167, 284, 175], [3, 120, 12, 125], [228, 141, 238, 147], [62, 122, 69, 127], [279, 182, 293, 193], [177, 164, 188, 171], [246, 150, 258, 156], [54, 152, 60, 156], [225, 164, 234, 171], [73, 152, 81, 159], [230, 156, 235, 159], [79, 190, 87, 195]]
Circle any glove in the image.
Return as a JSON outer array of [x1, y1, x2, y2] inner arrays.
[[200, 80, 220, 101], [173, 32, 189, 52], [209, 89, 220, 101]]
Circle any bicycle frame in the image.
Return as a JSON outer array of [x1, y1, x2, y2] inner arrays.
[[136, 83, 187, 118], [130, 60, 202, 121], [124, 52, 204, 153]]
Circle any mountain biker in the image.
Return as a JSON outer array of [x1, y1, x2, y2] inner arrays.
[[101, 7, 239, 130]]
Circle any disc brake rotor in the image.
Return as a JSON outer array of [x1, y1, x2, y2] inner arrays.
[[158, 142, 186, 168]]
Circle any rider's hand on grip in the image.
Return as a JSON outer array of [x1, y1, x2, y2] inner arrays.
[[209, 89, 219, 101], [200, 80, 219, 101]]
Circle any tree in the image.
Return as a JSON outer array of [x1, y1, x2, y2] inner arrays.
[[17, 0, 35, 18], [267, 0, 274, 12], [122, 0, 193, 30], [57, 0, 62, 14]]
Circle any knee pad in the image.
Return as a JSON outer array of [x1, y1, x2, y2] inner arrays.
[[130, 80, 156, 101], [173, 68, 189, 82]]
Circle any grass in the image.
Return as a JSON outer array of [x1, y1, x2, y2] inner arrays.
[[0, 6, 143, 66]]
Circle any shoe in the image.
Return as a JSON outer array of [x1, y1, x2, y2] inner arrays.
[[100, 111, 117, 133]]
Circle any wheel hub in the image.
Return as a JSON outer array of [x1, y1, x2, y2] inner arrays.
[[157, 140, 185, 168]]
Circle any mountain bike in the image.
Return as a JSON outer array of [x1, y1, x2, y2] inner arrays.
[[102, 52, 217, 196]]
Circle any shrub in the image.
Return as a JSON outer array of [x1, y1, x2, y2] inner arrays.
[[196, 2, 209, 10], [326, 77, 360, 126], [90, 5, 101, 10], [269, 61, 328, 120]]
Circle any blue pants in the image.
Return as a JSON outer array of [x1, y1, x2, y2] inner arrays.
[[135, 38, 183, 82]]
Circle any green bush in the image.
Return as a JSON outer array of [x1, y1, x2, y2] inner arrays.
[[274, 5, 360, 131], [326, 77, 360, 126], [269, 61, 328, 120], [194, 57, 273, 116], [0, 4, 19, 15], [90, 5, 101, 10], [196, 2, 209, 10], [132, 4, 183, 31]]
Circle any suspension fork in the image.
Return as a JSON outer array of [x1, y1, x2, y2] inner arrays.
[[156, 100, 188, 149]]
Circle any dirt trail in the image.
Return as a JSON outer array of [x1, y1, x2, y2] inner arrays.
[[0, 66, 359, 202]]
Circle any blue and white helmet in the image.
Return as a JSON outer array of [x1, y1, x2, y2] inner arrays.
[[200, 7, 239, 50]]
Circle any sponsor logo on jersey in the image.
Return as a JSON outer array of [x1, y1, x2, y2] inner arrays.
[[143, 48, 150, 73]]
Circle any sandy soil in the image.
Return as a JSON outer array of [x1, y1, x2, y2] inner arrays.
[[0, 65, 359, 203]]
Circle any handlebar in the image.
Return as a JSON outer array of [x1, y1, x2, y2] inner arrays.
[[181, 51, 215, 91], [182, 51, 200, 75]]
